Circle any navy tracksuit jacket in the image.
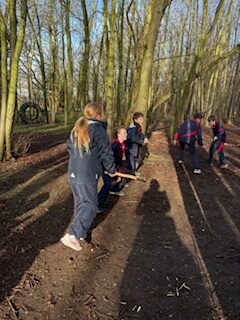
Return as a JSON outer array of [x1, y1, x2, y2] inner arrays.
[[98, 138, 127, 206], [209, 122, 227, 164], [67, 119, 116, 239], [126, 122, 146, 171]]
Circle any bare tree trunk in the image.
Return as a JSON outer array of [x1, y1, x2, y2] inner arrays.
[[29, 0, 49, 123], [126, 0, 172, 130], [26, 51, 34, 101], [116, 0, 125, 123], [65, 0, 74, 121], [48, 0, 58, 124], [80, 0, 90, 107], [93, 32, 104, 102], [0, 11, 8, 160], [105, 0, 116, 136], [5, 0, 28, 160], [227, 53, 240, 122], [102, 0, 109, 108], [9, 0, 17, 60], [171, 0, 225, 135]]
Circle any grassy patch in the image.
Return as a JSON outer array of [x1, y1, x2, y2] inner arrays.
[[13, 122, 74, 135]]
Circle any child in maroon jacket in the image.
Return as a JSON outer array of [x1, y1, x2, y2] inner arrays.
[[174, 112, 203, 174], [98, 126, 128, 211], [126, 112, 149, 173], [206, 115, 228, 168]]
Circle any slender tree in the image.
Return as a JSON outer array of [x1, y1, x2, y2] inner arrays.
[[1, 0, 28, 160], [105, 0, 116, 136], [126, 0, 172, 129]]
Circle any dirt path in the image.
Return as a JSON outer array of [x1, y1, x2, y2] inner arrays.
[[0, 128, 239, 320]]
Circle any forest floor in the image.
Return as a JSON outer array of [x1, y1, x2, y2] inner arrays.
[[0, 124, 240, 320]]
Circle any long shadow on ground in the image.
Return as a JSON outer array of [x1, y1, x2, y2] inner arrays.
[[0, 161, 71, 301], [0, 192, 73, 301], [167, 140, 240, 319], [0, 150, 68, 196], [28, 132, 69, 154], [118, 179, 215, 320]]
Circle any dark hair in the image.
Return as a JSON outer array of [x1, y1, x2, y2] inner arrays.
[[208, 115, 216, 122], [115, 125, 126, 137], [184, 114, 190, 121], [193, 112, 203, 120], [132, 112, 144, 121]]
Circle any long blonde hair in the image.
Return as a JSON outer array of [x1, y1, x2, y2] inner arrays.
[[71, 102, 103, 153]]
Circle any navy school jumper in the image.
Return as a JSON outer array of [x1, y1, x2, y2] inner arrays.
[[208, 122, 227, 165], [67, 119, 116, 239], [126, 122, 146, 171], [175, 119, 203, 169], [98, 138, 127, 206]]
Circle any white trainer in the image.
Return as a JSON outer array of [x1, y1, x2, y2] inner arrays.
[[60, 234, 82, 251], [193, 169, 201, 174]]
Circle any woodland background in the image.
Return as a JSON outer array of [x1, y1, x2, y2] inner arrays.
[[0, 0, 240, 161]]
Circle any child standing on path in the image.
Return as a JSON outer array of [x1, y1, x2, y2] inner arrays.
[[98, 126, 127, 211], [174, 112, 203, 174], [206, 115, 228, 168], [61, 103, 117, 251], [126, 112, 149, 174]]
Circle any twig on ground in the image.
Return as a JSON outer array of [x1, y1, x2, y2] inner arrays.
[[179, 282, 191, 291], [95, 253, 108, 260], [83, 293, 96, 306], [6, 297, 18, 320], [94, 308, 115, 319]]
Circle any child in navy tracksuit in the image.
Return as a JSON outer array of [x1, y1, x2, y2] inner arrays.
[[206, 115, 228, 168], [174, 112, 203, 174], [98, 126, 127, 210], [126, 112, 149, 173], [60, 103, 117, 251]]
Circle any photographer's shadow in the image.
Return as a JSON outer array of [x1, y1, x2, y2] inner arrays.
[[118, 179, 172, 319]]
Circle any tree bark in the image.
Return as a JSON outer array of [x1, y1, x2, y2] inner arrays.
[[65, 0, 74, 121], [5, 0, 28, 160], [126, 0, 172, 129], [0, 11, 8, 160], [105, 0, 116, 137]]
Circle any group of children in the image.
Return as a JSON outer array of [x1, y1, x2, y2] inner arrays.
[[97, 113, 149, 212], [174, 112, 228, 173], [61, 103, 148, 251], [61, 103, 227, 251]]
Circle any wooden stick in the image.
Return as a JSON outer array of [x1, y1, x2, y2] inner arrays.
[[6, 297, 18, 320], [225, 142, 240, 147], [104, 171, 146, 182], [116, 172, 146, 182]]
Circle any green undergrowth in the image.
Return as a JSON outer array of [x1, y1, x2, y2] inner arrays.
[[13, 122, 74, 135]]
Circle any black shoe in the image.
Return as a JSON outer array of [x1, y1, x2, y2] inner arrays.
[[205, 159, 212, 165], [97, 206, 105, 214]]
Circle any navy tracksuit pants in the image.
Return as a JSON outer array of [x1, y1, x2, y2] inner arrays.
[[68, 182, 98, 240], [209, 141, 226, 165], [98, 174, 126, 207], [179, 141, 200, 169], [126, 153, 142, 171]]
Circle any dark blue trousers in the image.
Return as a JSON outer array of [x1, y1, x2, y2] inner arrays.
[[68, 182, 98, 239], [98, 175, 126, 207], [179, 141, 200, 169], [126, 153, 142, 171], [209, 141, 226, 165]]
